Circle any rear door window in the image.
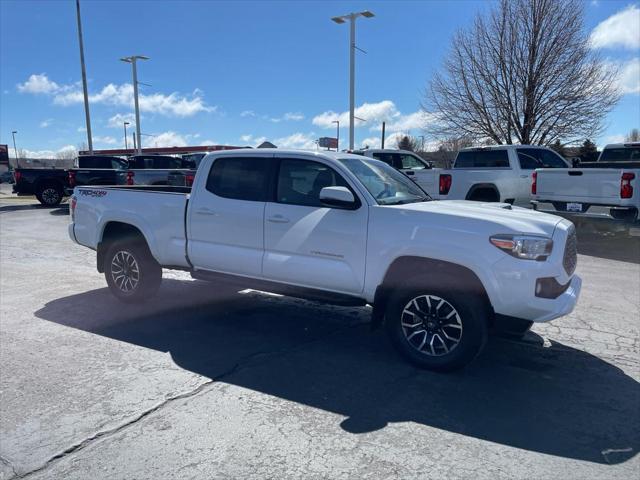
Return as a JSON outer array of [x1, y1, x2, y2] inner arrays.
[[206, 157, 271, 201], [599, 147, 640, 162], [517, 148, 567, 169], [455, 150, 509, 168], [398, 154, 429, 170]]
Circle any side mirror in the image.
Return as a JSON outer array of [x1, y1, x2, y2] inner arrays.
[[319, 186, 357, 209]]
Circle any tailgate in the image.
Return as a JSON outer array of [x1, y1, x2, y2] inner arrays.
[[536, 168, 621, 201]]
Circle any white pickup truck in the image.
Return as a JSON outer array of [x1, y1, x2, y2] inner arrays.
[[532, 143, 640, 222], [355, 146, 569, 206], [69, 149, 581, 371]]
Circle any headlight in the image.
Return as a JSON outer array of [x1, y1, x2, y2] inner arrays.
[[490, 234, 553, 260]]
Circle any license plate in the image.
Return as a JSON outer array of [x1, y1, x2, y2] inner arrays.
[[566, 202, 583, 212]]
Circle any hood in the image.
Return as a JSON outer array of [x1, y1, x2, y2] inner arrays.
[[387, 200, 562, 237]]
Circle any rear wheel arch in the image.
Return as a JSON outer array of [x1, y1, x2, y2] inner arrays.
[[465, 183, 500, 202], [371, 256, 492, 329], [97, 222, 149, 273]]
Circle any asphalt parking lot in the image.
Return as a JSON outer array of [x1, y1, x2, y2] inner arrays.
[[1, 191, 639, 479]]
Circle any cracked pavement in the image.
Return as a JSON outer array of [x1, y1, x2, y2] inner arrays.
[[0, 197, 639, 479]]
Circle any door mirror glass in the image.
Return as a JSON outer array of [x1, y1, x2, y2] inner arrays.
[[319, 186, 357, 209]]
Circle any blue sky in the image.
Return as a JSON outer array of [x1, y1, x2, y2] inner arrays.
[[1, 0, 638, 156]]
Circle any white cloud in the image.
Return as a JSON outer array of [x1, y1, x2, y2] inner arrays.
[[12, 144, 77, 159], [273, 132, 317, 150], [283, 112, 305, 121], [199, 139, 217, 146], [148, 131, 188, 148], [39, 119, 53, 128], [17, 73, 215, 118], [617, 58, 640, 94], [107, 113, 136, 128], [313, 100, 397, 129], [94, 135, 118, 145], [240, 110, 257, 117], [17, 74, 61, 94], [77, 126, 86, 133], [239, 134, 268, 146], [605, 134, 626, 144], [359, 137, 381, 149], [590, 5, 640, 49], [313, 100, 431, 134]]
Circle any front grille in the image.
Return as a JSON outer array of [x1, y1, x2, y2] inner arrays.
[[563, 226, 577, 276]]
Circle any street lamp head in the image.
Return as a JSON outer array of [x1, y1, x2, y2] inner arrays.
[[331, 16, 346, 24], [124, 122, 130, 126], [120, 55, 149, 63], [331, 120, 339, 124], [360, 10, 375, 18], [12, 130, 17, 134]]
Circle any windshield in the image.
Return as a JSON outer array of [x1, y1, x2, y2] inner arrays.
[[339, 157, 430, 205]]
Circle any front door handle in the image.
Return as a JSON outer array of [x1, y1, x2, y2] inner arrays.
[[404, 170, 415, 176], [267, 215, 290, 224], [195, 208, 217, 216], [520, 175, 528, 178]]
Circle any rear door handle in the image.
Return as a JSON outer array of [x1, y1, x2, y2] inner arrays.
[[404, 170, 415, 176], [195, 208, 217, 216], [267, 215, 290, 224], [520, 175, 528, 178]]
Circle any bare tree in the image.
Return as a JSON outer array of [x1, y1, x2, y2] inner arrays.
[[423, 0, 620, 146], [396, 135, 420, 152], [56, 148, 77, 160], [626, 129, 639, 142]]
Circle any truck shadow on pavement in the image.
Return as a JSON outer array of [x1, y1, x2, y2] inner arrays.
[[35, 279, 639, 466]]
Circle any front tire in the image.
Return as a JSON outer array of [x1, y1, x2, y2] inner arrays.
[[104, 239, 162, 303], [385, 279, 488, 371]]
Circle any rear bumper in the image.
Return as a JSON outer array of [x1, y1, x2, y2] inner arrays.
[[532, 200, 638, 223]]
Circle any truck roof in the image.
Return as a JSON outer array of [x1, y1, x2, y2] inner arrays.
[[205, 148, 367, 162], [603, 143, 640, 149]]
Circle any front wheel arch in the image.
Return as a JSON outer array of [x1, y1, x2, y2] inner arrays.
[[371, 256, 493, 330]]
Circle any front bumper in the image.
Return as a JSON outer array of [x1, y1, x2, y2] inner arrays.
[[486, 218, 582, 323]]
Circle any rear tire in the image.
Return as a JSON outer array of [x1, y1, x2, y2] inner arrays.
[[104, 239, 162, 303], [36, 183, 63, 206], [385, 276, 488, 371]]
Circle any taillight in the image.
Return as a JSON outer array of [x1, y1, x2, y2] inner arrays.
[[621, 172, 635, 199], [439, 174, 452, 195], [126, 171, 135, 185], [185, 173, 195, 187], [68, 171, 76, 188], [532, 171, 537, 195], [70, 196, 77, 221], [14, 170, 22, 183]]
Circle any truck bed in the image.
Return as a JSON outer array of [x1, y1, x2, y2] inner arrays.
[[71, 185, 192, 268]]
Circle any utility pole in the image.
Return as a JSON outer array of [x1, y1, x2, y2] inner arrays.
[[120, 55, 149, 154], [381, 122, 386, 149], [331, 10, 374, 150], [76, 0, 93, 153]]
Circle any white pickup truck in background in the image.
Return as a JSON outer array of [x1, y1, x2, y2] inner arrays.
[[69, 149, 580, 371], [354, 146, 569, 206], [532, 143, 640, 222]]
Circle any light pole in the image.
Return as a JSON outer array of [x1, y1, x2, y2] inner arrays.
[[124, 122, 130, 149], [331, 10, 374, 150], [11, 131, 18, 162], [332, 120, 339, 151], [75, 0, 93, 154], [120, 55, 149, 154]]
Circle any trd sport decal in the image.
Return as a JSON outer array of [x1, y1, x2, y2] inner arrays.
[[78, 189, 107, 197]]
